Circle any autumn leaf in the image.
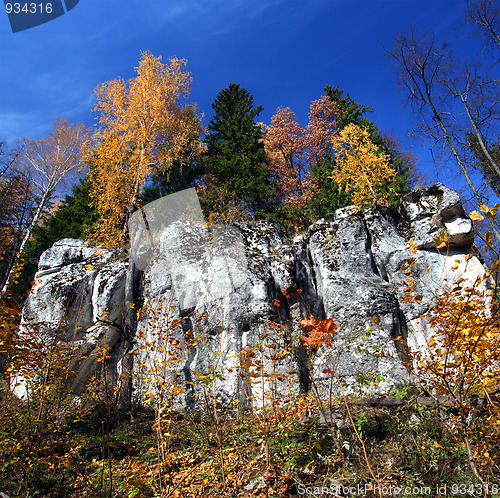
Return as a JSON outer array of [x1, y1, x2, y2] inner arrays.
[[330, 123, 396, 208], [433, 230, 451, 249], [301, 315, 339, 347], [469, 210, 484, 221], [300, 315, 320, 331], [318, 318, 339, 336]]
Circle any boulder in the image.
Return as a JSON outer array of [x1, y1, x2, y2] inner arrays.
[[37, 239, 98, 275], [401, 183, 474, 249]]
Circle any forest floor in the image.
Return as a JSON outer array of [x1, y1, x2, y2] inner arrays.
[[0, 386, 499, 497]]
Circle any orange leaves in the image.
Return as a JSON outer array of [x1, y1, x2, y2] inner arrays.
[[300, 315, 320, 331], [300, 315, 339, 347], [264, 106, 307, 206], [263, 96, 338, 208], [87, 51, 204, 246], [330, 123, 396, 208], [306, 95, 339, 165]]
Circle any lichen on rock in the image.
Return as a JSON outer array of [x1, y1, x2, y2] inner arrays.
[[17, 184, 488, 405]]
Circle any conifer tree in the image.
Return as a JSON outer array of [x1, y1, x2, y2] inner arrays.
[[141, 159, 202, 205], [306, 154, 351, 221], [202, 83, 277, 219]]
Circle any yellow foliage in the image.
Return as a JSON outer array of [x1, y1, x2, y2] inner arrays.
[[330, 123, 396, 208], [0, 295, 20, 363], [400, 204, 500, 479], [414, 275, 500, 397], [404, 246, 500, 403], [205, 197, 254, 226], [86, 51, 204, 247], [469, 210, 484, 221]]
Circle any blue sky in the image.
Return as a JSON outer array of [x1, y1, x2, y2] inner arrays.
[[0, 0, 478, 184]]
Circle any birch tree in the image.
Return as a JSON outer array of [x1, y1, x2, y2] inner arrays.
[[87, 51, 204, 410], [87, 51, 204, 246], [464, 0, 500, 53], [330, 123, 396, 207], [387, 27, 500, 244], [0, 119, 89, 296]]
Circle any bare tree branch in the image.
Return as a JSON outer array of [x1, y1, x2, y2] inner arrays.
[[385, 27, 500, 244]]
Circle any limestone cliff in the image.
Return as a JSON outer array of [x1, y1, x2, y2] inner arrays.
[[17, 184, 487, 406]]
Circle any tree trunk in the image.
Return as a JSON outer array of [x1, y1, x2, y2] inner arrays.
[[460, 92, 500, 181], [117, 258, 138, 412], [117, 227, 143, 412], [424, 92, 500, 245], [0, 187, 52, 297]]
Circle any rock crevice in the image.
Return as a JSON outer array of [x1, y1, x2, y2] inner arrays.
[[18, 184, 487, 404]]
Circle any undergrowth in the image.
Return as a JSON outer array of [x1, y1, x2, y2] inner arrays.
[[2, 207, 500, 496], [0, 386, 499, 497]]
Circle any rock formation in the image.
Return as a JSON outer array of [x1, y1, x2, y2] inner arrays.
[[17, 184, 487, 406]]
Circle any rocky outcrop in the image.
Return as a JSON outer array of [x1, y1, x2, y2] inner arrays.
[[18, 240, 127, 396], [17, 184, 487, 405]]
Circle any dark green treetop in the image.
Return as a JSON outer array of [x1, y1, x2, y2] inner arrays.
[[202, 83, 277, 219], [324, 85, 374, 131], [307, 154, 352, 221], [141, 159, 202, 205]]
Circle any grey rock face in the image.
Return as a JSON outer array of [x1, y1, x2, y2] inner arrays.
[[17, 243, 127, 395], [37, 239, 97, 275], [17, 184, 487, 404], [306, 207, 409, 393], [401, 183, 474, 249], [137, 221, 298, 409]]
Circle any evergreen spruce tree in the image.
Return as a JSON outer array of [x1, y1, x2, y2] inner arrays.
[[141, 159, 202, 205], [324, 85, 374, 131], [202, 83, 277, 219]]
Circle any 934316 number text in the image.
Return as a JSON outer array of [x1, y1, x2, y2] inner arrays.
[[5, 2, 53, 14]]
